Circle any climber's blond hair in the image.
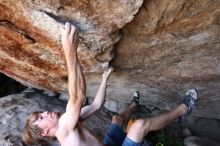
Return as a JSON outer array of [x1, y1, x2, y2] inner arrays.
[[22, 112, 49, 145]]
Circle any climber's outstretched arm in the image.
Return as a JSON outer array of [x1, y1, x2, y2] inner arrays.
[[80, 68, 113, 121]]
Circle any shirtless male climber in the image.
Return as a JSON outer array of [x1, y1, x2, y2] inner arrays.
[[22, 22, 112, 146], [22, 22, 198, 146]]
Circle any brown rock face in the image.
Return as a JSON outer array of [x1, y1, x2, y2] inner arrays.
[[110, 0, 220, 119], [0, 0, 220, 120], [0, 0, 143, 92]]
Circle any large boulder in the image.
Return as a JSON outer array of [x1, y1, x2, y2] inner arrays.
[[0, 0, 143, 92], [108, 0, 220, 120], [0, 0, 220, 121], [184, 136, 220, 146]]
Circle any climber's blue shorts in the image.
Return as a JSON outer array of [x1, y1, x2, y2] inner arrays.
[[103, 123, 142, 146]]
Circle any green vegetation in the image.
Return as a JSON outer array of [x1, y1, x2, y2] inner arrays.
[[152, 131, 184, 146]]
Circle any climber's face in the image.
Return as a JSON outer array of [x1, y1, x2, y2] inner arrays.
[[34, 111, 60, 136]]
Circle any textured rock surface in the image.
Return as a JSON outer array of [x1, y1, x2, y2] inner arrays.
[[184, 136, 220, 146], [184, 116, 220, 142], [109, 0, 220, 120], [0, 0, 143, 92], [0, 0, 220, 122]]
